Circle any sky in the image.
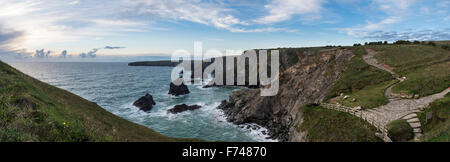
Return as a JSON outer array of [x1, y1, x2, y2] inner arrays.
[[0, 0, 449, 62]]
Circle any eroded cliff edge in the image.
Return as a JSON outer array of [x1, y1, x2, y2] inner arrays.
[[218, 48, 354, 141]]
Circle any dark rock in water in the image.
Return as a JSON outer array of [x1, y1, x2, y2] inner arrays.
[[133, 93, 156, 112], [262, 131, 267, 135], [168, 104, 201, 114], [168, 78, 190, 96]]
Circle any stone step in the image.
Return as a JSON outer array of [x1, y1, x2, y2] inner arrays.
[[402, 113, 417, 120], [414, 133, 422, 140], [407, 118, 420, 123], [409, 122, 421, 128], [413, 128, 422, 133]]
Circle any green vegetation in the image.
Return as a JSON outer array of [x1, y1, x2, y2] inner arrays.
[[0, 61, 199, 142], [368, 44, 450, 96], [387, 119, 414, 142], [417, 93, 450, 142], [326, 47, 394, 109], [298, 104, 382, 142], [334, 80, 397, 109]]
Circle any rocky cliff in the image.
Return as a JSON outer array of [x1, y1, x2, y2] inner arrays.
[[218, 48, 354, 141]]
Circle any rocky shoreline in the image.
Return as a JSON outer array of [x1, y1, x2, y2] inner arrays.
[[130, 48, 355, 141], [216, 48, 354, 141]]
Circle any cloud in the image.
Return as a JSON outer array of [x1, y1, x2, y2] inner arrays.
[[340, 16, 401, 37], [104, 46, 125, 49], [0, 0, 151, 52], [229, 27, 299, 33], [68, 0, 79, 5], [34, 49, 51, 58], [121, 0, 250, 32], [254, 0, 324, 24], [0, 24, 24, 50], [79, 48, 98, 58], [60, 50, 67, 58], [361, 29, 450, 41], [372, 0, 417, 14], [363, 16, 400, 30]]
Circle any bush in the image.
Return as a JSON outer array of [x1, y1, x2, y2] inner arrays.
[[442, 45, 450, 50], [394, 40, 412, 44], [417, 93, 450, 142], [387, 119, 414, 142]]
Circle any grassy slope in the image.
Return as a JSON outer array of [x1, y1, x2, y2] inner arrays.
[[417, 93, 450, 142], [368, 44, 450, 96], [0, 61, 199, 142], [298, 104, 382, 142], [326, 47, 394, 109]]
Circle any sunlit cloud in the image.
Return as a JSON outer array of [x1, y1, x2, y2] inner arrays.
[[254, 0, 324, 24]]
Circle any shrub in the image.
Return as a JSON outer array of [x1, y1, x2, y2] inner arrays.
[[387, 119, 414, 142], [394, 40, 411, 44]]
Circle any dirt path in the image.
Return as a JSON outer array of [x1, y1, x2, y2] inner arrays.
[[363, 49, 396, 75], [363, 49, 406, 100]]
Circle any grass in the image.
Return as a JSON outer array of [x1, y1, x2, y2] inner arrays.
[[297, 104, 382, 142], [368, 44, 450, 96], [0, 61, 200, 142], [387, 119, 414, 142], [326, 47, 394, 109], [334, 80, 397, 109], [417, 93, 450, 142], [392, 61, 450, 97]]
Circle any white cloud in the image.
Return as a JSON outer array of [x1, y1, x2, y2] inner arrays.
[[371, 0, 417, 16], [364, 17, 400, 30], [119, 0, 300, 33], [254, 0, 324, 24], [0, 0, 153, 54], [121, 0, 248, 32], [339, 16, 401, 37], [69, 0, 80, 5]]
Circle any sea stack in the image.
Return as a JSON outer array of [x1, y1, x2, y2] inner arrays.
[[168, 104, 201, 114], [168, 78, 190, 96], [133, 93, 156, 112]]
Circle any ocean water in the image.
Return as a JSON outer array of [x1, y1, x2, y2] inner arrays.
[[9, 62, 275, 142]]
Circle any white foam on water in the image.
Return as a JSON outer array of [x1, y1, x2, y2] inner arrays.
[[119, 97, 277, 142], [199, 102, 278, 142], [238, 123, 278, 142]]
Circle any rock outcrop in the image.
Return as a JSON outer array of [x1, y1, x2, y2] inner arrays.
[[168, 79, 190, 96], [168, 104, 202, 114], [133, 93, 156, 112], [217, 48, 354, 141]]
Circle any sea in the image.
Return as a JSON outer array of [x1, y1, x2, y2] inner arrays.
[[9, 62, 275, 142]]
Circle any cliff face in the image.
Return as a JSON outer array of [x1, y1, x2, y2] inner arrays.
[[218, 48, 354, 141]]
